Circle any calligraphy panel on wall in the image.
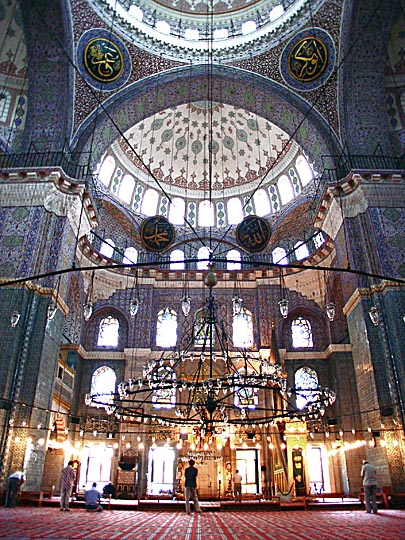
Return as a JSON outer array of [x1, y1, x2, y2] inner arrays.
[[280, 28, 336, 92], [76, 28, 132, 91], [140, 215, 175, 252], [235, 215, 271, 253]]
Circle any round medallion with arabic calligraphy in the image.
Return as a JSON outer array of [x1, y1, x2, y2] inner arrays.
[[77, 29, 131, 91], [236, 215, 271, 253], [140, 215, 175, 252], [280, 28, 335, 91]]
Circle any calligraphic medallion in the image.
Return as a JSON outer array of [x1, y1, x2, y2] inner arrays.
[[280, 28, 335, 91], [77, 29, 131, 91], [236, 215, 271, 253], [140, 215, 175, 252]]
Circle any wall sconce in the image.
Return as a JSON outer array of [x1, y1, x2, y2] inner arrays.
[[368, 306, 379, 326]]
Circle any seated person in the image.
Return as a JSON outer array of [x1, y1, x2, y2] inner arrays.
[[85, 482, 103, 512], [103, 482, 115, 498]]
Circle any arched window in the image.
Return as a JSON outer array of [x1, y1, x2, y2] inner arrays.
[[198, 200, 215, 227], [123, 246, 138, 265], [100, 239, 115, 259], [152, 366, 176, 409], [141, 188, 159, 216], [197, 246, 211, 270], [129, 4, 143, 20], [296, 155, 314, 187], [156, 20, 170, 34], [233, 309, 253, 348], [0, 90, 12, 122], [90, 365, 116, 405], [170, 249, 185, 270], [169, 197, 185, 225], [272, 246, 288, 265], [294, 240, 310, 261], [294, 367, 319, 409], [97, 316, 119, 347], [118, 174, 135, 204], [227, 198, 244, 225], [278, 175, 295, 205], [156, 308, 177, 347], [194, 308, 212, 346], [253, 189, 271, 216], [227, 249, 241, 270], [291, 317, 313, 348], [185, 28, 199, 40], [98, 156, 115, 187], [242, 20, 257, 35]]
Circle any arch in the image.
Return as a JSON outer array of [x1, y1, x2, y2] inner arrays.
[[156, 307, 177, 347], [294, 366, 319, 410], [71, 65, 343, 175], [90, 365, 117, 404]]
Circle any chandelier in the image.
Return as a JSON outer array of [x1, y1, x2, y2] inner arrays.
[[85, 268, 336, 436]]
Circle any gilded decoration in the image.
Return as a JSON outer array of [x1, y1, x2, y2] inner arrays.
[[281, 28, 335, 91]]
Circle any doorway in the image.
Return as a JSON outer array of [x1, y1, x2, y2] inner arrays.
[[147, 446, 175, 496], [235, 448, 260, 495], [78, 444, 114, 492], [307, 445, 331, 494]]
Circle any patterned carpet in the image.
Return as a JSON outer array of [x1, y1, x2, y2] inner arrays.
[[0, 507, 404, 539]]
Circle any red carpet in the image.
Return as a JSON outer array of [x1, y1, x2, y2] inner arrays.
[[0, 507, 404, 539]]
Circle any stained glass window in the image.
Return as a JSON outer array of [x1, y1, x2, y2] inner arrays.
[[152, 366, 176, 408], [233, 309, 253, 348], [156, 308, 177, 347], [90, 365, 116, 405], [291, 317, 313, 348], [294, 366, 318, 409]]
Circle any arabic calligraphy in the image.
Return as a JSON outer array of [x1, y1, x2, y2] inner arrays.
[[236, 215, 271, 253], [140, 216, 175, 252], [84, 38, 123, 83], [288, 36, 328, 83]]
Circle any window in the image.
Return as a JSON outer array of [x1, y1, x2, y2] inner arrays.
[[227, 249, 241, 270], [233, 309, 253, 348], [100, 239, 115, 259], [294, 367, 319, 410], [291, 317, 313, 348], [278, 175, 295, 205], [296, 155, 314, 187], [234, 385, 258, 409], [194, 308, 212, 346], [156, 20, 170, 34], [185, 28, 199, 40], [141, 188, 159, 216], [90, 365, 117, 404], [98, 156, 115, 187], [156, 308, 177, 347], [198, 200, 215, 227], [294, 240, 309, 261], [123, 246, 138, 265], [213, 28, 228, 40], [253, 189, 271, 216], [97, 316, 119, 347], [152, 366, 176, 409], [197, 246, 211, 270], [313, 231, 325, 249], [170, 249, 185, 270], [128, 5, 143, 20], [0, 90, 12, 122], [227, 198, 244, 225], [118, 174, 135, 204], [272, 246, 288, 265], [270, 4, 284, 21], [242, 20, 257, 35], [169, 197, 185, 225]]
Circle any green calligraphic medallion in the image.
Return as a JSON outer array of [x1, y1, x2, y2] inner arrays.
[[140, 215, 175, 252], [236, 215, 271, 253], [84, 38, 123, 83], [280, 28, 335, 91]]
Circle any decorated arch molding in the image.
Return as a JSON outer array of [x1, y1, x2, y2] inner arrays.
[[71, 64, 343, 176]]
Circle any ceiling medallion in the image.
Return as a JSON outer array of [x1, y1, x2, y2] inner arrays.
[[236, 215, 271, 253], [77, 28, 132, 91], [280, 27, 336, 91], [140, 215, 175, 252]]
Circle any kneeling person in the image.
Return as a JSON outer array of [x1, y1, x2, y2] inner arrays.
[[85, 482, 103, 512]]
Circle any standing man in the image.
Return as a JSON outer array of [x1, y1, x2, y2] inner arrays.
[[60, 460, 75, 511], [361, 460, 378, 514], [233, 469, 243, 502], [184, 459, 202, 515], [5, 471, 25, 507]]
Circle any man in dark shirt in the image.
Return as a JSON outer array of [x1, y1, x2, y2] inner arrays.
[[184, 459, 202, 514]]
